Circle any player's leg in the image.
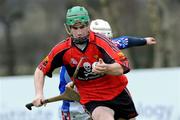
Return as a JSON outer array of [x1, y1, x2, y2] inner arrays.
[[61, 111, 71, 120], [84, 88, 137, 120], [92, 106, 114, 120], [114, 88, 138, 120]]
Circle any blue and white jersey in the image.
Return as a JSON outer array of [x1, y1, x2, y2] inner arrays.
[[59, 66, 90, 120], [59, 66, 71, 112]]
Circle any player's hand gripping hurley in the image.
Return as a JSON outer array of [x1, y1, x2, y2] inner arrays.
[[25, 57, 84, 110]]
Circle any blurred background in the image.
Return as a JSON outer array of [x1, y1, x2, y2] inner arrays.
[[0, 0, 180, 76]]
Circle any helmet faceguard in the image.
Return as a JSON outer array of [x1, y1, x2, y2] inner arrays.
[[72, 36, 89, 44], [90, 19, 113, 38]]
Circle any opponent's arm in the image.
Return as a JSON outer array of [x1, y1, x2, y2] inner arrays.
[[112, 36, 156, 49]]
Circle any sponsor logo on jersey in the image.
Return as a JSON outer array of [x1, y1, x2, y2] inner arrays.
[[42, 56, 49, 67], [70, 58, 78, 65], [118, 52, 126, 60], [93, 55, 99, 60], [76, 61, 103, 81]]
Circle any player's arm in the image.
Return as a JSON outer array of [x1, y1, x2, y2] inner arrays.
[[93, 35, 130, 75], [112, 36, 156, 49], [32, 43, 65, 107], [32, 67, 45, 107]]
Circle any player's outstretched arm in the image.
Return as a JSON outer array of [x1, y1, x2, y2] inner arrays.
[[112, 36, 157, 49]]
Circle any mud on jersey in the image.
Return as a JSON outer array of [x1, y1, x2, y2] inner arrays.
[[38, 32, 130, 104]]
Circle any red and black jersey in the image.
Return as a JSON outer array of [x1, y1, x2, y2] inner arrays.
[[38, 31, 130, 104]]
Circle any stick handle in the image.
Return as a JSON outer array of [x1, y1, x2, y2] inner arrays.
[[25, 100, 48, 110], [25, 103, 34, 110], [25, 87, 80, 110], [25, 100, 44, 110], [25, 99, 51, 110], [71, 57, 84, 88]]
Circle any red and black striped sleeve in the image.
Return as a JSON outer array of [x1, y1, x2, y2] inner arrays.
[[38, 39, 71, 77]]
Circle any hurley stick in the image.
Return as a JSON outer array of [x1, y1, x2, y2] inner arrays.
[[26, 57, 84, 110]]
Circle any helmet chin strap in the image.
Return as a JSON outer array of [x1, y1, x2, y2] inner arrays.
[[73, 35, 88, 44], [64, 23, 72, 36]]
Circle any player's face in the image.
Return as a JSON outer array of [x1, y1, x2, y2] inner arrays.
[[70, 23, 89, 39]]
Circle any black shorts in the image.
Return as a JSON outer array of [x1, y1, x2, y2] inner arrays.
[[84, 88, 138, 120]]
